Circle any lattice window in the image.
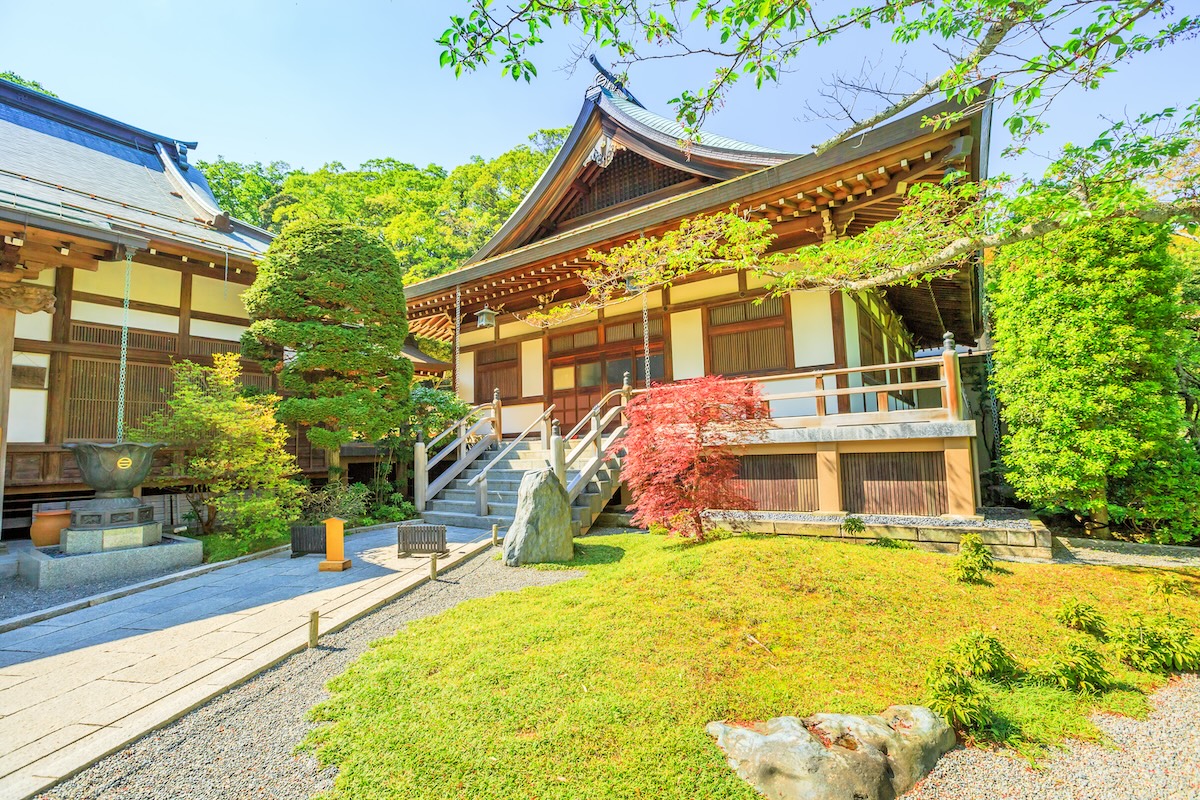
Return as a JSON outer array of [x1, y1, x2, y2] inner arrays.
[[71, 322, 177, 353], [475, 344, 520, 402], [708, 296, 789, 376], [563, 151, 693, 221], [65, 357, 173, 441], [190, 336, 242, 357], [604, 315, 663, 343], [549, 328, 599, 354]]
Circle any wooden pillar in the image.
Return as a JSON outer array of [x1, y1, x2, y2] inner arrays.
[[943, 438, 976, 517], [815, 443, 842, 513], [178, 271, 193, 357]]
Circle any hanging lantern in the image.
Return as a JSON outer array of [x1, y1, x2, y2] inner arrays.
[[475, 305, 497, 329], [624, 276, 640, 294]]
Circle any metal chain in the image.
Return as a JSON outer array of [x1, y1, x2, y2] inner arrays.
[[115, 249, 134, 442], [453, 285, 462, 396], [641, 290, 651, 386]]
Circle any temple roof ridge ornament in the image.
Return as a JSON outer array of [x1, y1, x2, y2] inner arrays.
[[588, 54, 644, 108]]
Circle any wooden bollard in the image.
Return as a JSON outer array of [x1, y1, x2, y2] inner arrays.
[[319, 517, 352, 572], [308, 610, 319, 648], [491, 523, 499, 547], [430, 552, 438, 580]]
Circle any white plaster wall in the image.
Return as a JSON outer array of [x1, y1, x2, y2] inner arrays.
[[192, 275, 248, 318], [499, 321, 539, 341], [745, 271, 773, 290], [459, 327, 494, 347], [76, 261, 181, 306], [502, 403, 544, 436], [191, 319, 247, 341], [790, 291, 835, 368], [9, 352, 50, 443], [605, 288, 662, 317], [669, 274, 739, 305], [520, 338, 543, 398], [72, 301, 178, 334], [670, 308, 704, 379], [15, 310, 51, 341], [457, 351, 475, 404], [758, 376, 821, 418], [28, 269, 55, 287]]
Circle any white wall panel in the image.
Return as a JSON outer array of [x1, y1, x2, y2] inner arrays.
[[520, 338, 543, 398], [76, 261, 181, 306], [192, 275, 248, 318], [191, 319, 247, 341], [670, 308, 704, 379], [790, 291, 835, 367], [73, 302, 178, 333]]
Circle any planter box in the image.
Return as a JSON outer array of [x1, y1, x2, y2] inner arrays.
[[290, 523, 327, 558]]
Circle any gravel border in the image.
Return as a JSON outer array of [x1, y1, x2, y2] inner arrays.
[[39, 551, 582, 800], [904, 675, 1200, 799], [726, 508, 1034, 531]]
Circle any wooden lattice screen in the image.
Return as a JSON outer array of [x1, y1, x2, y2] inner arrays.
[[475, 344, 520, 402], [564, 150, 693, 220], [734, 454, 819, 512], [65, 357, 173, 440], [840, 452, 948, 516], [708, 297, 789, 376], [71, 322, 177, 353], [190, 336, 243, 357]]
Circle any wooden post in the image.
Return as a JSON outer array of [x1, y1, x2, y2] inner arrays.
[[591, 409, 602, 461], [620, 371, 632, 425], [815, 443, 842, 513], [942, 438, 977, 517], [457, 419, 468, 461], [491, 523, 499, 547], [430, 552, 439, 580], [550, 419, 566, 487], [308, 610, 319, 648], [413, 432, 428, 512], [493, 388, 503, 440], [542, 413, 553, 446], [814, 373, 826, 417], [319, 516, 352, 571], [876, 390, 890, 415], [941, 331, 963, 420]]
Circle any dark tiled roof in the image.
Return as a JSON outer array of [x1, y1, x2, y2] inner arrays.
[[0, 79, 270, 260]]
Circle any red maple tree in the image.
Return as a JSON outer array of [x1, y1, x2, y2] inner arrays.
[[617, 375, 773, 540]]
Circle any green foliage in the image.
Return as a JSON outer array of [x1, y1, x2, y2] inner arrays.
[[947, 630, 1020, 682], [1055, 598, 1107, 637], [1, 71, 56, 96], [1109, 614, 1200, 673], [867, 536, 913, 550], [247, 129, 567, 284], [992, 221, 1200, 542], [1036, 641, 1111, 694], [242, 220, 413, 453], [1147, 572, 1193, 611], [925, 660, 990, 732], [195, 158, 292, 230], [299, 481, 372, 527], [131, 354, 302, 541], [951, 533, 996, 584], [839, 515, 866, 536]]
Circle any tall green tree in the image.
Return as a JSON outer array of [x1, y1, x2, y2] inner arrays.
[[195, 158, 292, 230], [1, 71, 56, 97], [241, 221, 414, 474], [990, 220, 1200, 541]]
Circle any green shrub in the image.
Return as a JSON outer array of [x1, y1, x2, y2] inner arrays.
[[1055, 598, 1107, 637], [948, 630, 1021, 682], [1110, 614, 1200, 673], [951, 533, 996, 583], [925, 661, 989, 731], [840, 516, 866, 536], [867, 536, 913, 549], [300, 481, 371, 526], [1148, 573, 1193, 610], [1037, 641, 1111, 694]]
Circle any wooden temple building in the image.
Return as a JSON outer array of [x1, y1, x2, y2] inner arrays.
[[0, 80, 447, 537], [405, 73, 992, 526]]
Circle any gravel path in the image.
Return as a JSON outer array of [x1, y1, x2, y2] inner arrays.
[[905, 675, 1200, 800], [1053, 536, 1200, 569], [38, 551, 582, 800]]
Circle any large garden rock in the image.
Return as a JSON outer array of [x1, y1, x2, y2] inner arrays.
[[707, 705, 955, 800], [503, 468, 573, 566]]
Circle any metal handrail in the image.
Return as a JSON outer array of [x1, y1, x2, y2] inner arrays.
[[467, 405, 557, 487]]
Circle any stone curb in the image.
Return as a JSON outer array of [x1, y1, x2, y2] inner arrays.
[[22, 538, 495, 800], [0, 519, 415, 635], [0, 543, 292, 634]]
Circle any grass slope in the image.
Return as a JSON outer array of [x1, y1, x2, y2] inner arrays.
[[306, 534, 1200, 799]]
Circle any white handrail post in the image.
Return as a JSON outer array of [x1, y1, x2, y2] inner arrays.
[[492, 388, 503, 440], [476, 476, 489, 516], [550, 419, 566, 487], [413, 432, 428, 512], [542, 411, 553, 445], [591, 408, 602, 461]]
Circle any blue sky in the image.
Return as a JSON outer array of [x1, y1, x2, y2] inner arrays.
[[2, 1, 1195, 180]]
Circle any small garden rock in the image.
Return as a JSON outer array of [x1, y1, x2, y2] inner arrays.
[[503, 468, 573, 566], [707, 705, 955, 800]]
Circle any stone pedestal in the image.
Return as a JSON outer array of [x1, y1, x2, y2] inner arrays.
[[62, 521, 163, 555]]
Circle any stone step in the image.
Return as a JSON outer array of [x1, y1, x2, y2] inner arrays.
[[421, 510, 582, 537]]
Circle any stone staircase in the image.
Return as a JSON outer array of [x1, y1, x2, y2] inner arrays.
[[420, 439, 622, 536]]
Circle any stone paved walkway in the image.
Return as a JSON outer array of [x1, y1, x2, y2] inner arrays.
[[0, 526, 490, 800]]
